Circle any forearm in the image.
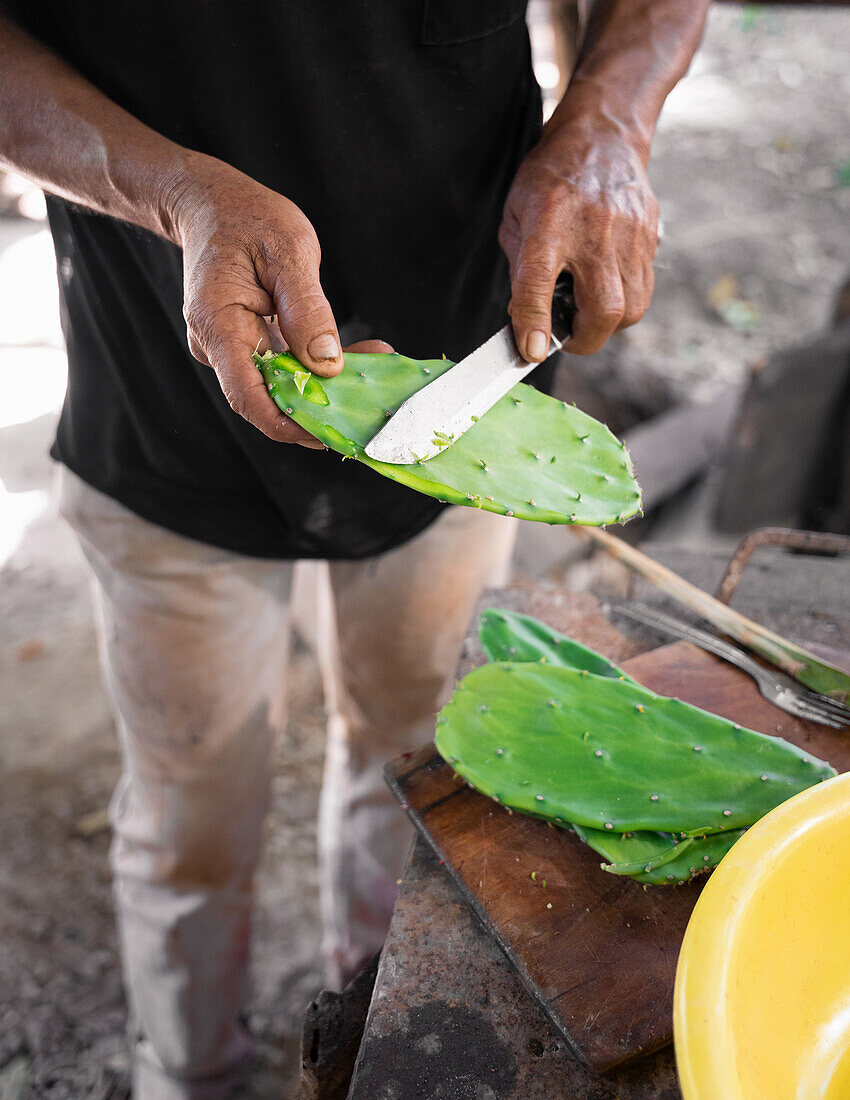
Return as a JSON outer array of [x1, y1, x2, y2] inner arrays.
[[501, 0, 709, 357], [0, 10, 201, 241], [0, 10, 347, 442], [550, 0, 711, 161]]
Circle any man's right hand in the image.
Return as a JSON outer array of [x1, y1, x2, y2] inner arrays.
[[1, 9, 345, 447], [1, 11, 365, 450], [173, 157, 343, 448]]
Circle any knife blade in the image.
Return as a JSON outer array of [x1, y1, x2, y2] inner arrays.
[[364, 274, 576, 465]]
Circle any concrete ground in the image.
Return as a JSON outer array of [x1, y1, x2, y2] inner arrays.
[[1, 6, 849, 1097]]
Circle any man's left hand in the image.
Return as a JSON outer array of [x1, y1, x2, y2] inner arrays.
[[499, 126, 659, 361]]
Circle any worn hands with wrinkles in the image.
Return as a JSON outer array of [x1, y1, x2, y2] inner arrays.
[[500, 126, 658, 362], [174, 159, 344, 447], [500, 0, 711, 363], [174, 158, 395, 448]]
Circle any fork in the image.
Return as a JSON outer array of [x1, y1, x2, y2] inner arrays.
[[611, 601, 850, 730]]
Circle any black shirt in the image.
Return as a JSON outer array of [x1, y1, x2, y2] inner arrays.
[[7, 0, 543, 559]]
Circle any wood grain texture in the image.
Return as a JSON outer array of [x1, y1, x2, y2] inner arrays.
[[386, 639, 850, 1075]]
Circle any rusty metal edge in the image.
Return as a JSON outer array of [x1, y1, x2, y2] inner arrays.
[[714, 527, 850, 604]]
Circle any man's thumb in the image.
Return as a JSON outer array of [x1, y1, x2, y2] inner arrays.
[[274, 267, 343, 378]]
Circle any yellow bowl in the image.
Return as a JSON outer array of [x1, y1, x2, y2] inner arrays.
[[674, 772, 850, 1100]]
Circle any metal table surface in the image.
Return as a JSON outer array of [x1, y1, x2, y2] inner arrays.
[[347, 545, 850, 1099]]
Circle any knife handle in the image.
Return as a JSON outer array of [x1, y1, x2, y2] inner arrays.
[[551, 272, 576, 353]]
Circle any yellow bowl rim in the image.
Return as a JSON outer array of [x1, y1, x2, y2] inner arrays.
[[673, 771, 850, 1100]]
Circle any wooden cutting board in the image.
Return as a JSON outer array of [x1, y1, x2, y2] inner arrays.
[[386, 639, 850, 1075]]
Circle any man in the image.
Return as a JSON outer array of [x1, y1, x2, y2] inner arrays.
[[0, 1, 710, 1095]]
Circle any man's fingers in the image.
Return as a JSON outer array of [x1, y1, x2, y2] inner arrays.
[[187, 332, 211, 368], [507, 245, 560, 363], [612, 217, 656, 331], [273, 261, 343, 379], [343, 339, 395, 355], [218, 352, 323, 447], [218, 351, 301, 441], [618, 258, 655, 331], [568, 260, 626, 355], [275, 421, 327, 449], [186, 300, 323, 446]]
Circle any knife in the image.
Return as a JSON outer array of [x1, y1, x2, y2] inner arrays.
[[364, 273, 577, 465]]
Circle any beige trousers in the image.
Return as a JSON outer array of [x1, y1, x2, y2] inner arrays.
[[58, 468, 516, 1099]]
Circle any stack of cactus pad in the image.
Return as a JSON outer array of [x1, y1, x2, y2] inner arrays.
[[254, 350, 641, 526], [433, 609, 836, 885]]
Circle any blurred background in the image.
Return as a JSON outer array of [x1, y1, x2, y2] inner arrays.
[[1, 3, 849, 1097]]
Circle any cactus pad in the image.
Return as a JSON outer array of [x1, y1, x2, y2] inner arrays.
[[571, 822, 747, 885], [255, 351, 641, 526], [478, 607, 634, 681], [459, 608, 836, 883], [435, 662, 835, 835]]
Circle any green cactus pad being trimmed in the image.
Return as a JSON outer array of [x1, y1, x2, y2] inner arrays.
[[255, 351, 641, 526], [435, 662, 835, 835], [571, 822, 747, 885], [478, 607, 635, 681]]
